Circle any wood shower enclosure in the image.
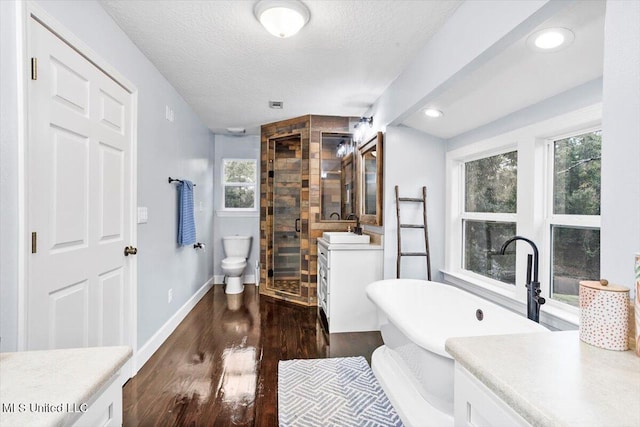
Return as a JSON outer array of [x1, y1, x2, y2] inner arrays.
[[260, 115, 356, 306]]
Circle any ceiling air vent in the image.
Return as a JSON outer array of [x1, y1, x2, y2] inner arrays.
[[269, 100, 284, 109]]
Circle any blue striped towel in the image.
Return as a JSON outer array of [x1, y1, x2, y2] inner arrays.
[[177, 180, 196, 246]]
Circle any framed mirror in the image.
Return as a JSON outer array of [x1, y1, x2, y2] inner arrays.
[[320, 132, 356, 221], [357, 132, 383, 226]]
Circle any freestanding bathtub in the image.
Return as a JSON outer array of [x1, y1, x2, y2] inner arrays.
[[366, 279, 549, 426]]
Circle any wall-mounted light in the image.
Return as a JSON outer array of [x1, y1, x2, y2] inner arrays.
[[527, 28, 574, 53], [424, 108, 443, 118], [254, 0, 310, 38], [354, 116, 373, 144]]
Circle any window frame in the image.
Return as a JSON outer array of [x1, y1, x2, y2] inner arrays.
[[544, 126, 602, 309], [221, 158, 258, 212], [460, 149, 519, 291], [444, 104, 603, 328]]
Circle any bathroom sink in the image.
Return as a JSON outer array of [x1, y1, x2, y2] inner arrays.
[[322, 232, 370, 244]]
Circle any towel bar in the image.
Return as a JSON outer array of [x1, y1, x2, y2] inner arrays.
[[168, 177, 196, 186]]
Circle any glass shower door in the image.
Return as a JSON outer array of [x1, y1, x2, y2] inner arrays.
[[270, 135, 302, 295]]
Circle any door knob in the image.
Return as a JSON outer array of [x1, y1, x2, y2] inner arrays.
[[124, 246, 138, 256]]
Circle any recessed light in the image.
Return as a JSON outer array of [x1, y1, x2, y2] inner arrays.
[[527, 28, 574, 52], [424, 108, 443, 118]]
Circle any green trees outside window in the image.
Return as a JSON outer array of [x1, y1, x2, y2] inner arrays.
[[463, 151, 517, 282], [550, 130, 601, 306], [223, 160, 256, 209]]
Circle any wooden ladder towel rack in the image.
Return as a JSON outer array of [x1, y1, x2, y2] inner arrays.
[[395, 185, 431, 280]]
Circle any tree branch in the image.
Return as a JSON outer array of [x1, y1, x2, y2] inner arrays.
[[557, 156, 601, 174]]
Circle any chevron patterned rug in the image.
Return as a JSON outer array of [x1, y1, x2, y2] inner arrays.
[[278, 356, 403, 427]]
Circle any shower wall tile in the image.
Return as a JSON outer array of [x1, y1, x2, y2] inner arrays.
[[260, 115, 356, 307]]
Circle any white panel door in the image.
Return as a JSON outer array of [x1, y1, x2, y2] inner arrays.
[[28, 19, 133, 351]]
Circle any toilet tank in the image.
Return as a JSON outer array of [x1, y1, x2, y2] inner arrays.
[[222, 235, 252, 258]]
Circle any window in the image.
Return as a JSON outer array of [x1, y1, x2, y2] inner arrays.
[[445, 105, 603, 323], [548, 130, 601, 306], [462, 151, 518, 283], [222, 159, 257, 210]]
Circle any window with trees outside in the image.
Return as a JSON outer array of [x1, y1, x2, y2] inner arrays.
[[549, 130, 601, 307], [462, 151, 517, 284], [446, 106, 603, 324], [448, 118, 602, 320], [222, 159, 257, 210]]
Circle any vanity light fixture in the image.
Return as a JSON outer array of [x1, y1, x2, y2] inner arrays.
[[254, 0, 310, 38], [424, 108, 443, 118], [353, 116, 373, 144], [527, 28, 574, 53], [336, 139, 350, 158]]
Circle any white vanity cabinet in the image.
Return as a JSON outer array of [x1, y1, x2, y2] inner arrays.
[[447, 332, 640, 427], [317, 237, 383, 333], [454, 364, 530, 427]]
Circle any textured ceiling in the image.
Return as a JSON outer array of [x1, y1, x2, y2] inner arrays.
[[99, 0, 462, 135], [402, 0, 606, 139]]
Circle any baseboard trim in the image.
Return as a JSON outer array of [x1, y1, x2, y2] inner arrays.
[[213, 274, 256, 285], [134, 277, 214, 373]]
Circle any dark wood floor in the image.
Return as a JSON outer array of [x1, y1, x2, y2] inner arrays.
[[123, 285, 383, 427]]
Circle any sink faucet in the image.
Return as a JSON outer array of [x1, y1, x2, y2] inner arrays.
[[500, 236, 546, 323], [347, 214, 363, 235]]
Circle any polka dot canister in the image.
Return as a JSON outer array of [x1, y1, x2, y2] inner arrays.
[[579, 280, 629, 351]]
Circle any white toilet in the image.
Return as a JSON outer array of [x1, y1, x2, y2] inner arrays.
[[221, 235, 252, 294]]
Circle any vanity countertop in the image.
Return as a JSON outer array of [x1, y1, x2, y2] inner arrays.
[[317, 237, 383, 250], [0, 346, 131, 426], [445, 331, 640, 427]]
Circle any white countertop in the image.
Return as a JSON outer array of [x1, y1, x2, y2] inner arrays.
[[317, 237, 383, 250], [0, 346, 131, 427], [445, 331, 640, 427]]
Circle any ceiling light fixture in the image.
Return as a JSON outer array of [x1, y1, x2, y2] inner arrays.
[[527, 28, 574, 52], [227, 127, 246, 135], [424, 108, 443, 118], [254, 0, 310, 39]]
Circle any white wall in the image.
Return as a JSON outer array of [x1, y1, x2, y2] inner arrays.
[[0, 0, 215, 351], [601, 0, 640, 294], [212, 134, 261, 284], [383, 126, 446, 281], [0, 0, 21, 352]]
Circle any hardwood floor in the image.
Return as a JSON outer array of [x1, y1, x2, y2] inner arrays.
[[123, 285, 383, 427]]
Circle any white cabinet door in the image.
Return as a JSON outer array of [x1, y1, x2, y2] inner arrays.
[[322, 244, 383, 333], [454, 364, 530, 427], [27, 19, 133, 351]]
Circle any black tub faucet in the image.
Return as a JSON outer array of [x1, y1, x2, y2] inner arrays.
[[500, 236, 546, 323]]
